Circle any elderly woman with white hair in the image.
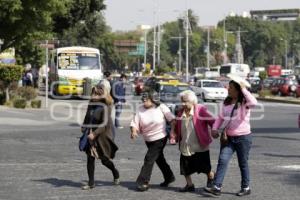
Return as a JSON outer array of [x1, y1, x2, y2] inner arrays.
[[80, 82, 120, 190], [171, 90, 216, 192]]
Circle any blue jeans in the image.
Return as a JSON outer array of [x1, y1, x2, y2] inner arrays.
[[115, 104, 122, 127], [214, 134, 252, 189]]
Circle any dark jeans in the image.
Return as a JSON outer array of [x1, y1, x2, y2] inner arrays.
[[136, 137, 174, 185], [214, 134, 252, 189], [115, 104, 122, 127], [87, 153, 119, 186]]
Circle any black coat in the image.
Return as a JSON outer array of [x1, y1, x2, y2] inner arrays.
[[82, 101, 118, 159]]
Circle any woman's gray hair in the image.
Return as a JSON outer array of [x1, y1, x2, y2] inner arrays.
[[96, 79, 111, 95], [179, 90, 198, 104]]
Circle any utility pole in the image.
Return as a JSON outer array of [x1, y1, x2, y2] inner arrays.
[[152, 21, 156, 72], [280, 38, 288, 69], [232, 27, 247, 64], [223, 20, 228, 64], [171, 35, 183, 74], [207, 28, 210, 69], [184, 9, 192, 82], [144, 30, 147, 68], [152, 0, 157, 72], [285, 40, 288, 69], [45, 40, 49, 108]]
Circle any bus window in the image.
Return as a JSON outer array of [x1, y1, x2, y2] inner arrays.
[[58, 53, 99, 70], [220, 65, 231, 75]]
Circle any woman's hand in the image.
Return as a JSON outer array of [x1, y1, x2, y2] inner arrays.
[[88, 132, 96, 141], [211, 130, 219, 139], [239, 82, 246, 89], [130, 131, 138, 140]]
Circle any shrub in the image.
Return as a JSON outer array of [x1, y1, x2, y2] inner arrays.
[[13, 98, 27, 109], [0, 64, 23, 102], [4, 101, 12, 107], [15, 86, 37, 101], [258, 89, 272, 97], [31, 100, 42, 108]]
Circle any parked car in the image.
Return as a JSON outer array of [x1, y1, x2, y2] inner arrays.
[[261, 77, 279, 90], [296, 85, 300, 98], [191, 79, 228, 102], [278, 79, 298, 96], [270, 77, 298, 96], [248, 79, 262, 93]]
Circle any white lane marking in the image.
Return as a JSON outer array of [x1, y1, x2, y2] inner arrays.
[[279, 165, 300, 170], [0, 117, 56, 126]]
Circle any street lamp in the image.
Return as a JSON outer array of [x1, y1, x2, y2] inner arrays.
[[280, 38, 288, 69], [170, 35, 183, 74], [138, 25, 152, 71]]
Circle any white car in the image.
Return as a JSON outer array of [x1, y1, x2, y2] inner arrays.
[[191, 79, 228, 102]]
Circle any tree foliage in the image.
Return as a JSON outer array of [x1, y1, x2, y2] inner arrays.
[[0, 64, 23, 102], [0, 0, 68, 51]]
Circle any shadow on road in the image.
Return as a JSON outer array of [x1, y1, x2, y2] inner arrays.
[[198, 187, 236, 198], [255, 135, 300, 141], [252, 128, 300, 134], [32, 178, 141, 190], [32, 178, 82, 188], [264, 171, 300, 186], [263, 153, 300, 158]]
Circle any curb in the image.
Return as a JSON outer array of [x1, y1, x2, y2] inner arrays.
[[257, 97, 300, 105]]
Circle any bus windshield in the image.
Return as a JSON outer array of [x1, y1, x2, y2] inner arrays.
[[220, 66, 231, 75], [57, 53, 100, 70]]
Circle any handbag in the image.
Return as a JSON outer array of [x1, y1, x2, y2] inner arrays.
[[159, 104, 171, 136], [79, 128, 90, 151], [220, 103, 237, 146]]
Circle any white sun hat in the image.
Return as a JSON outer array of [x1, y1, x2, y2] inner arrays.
[[227, 73, 251, 88]]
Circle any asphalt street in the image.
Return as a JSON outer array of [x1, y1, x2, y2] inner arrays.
[[0, 98, 299, 200]]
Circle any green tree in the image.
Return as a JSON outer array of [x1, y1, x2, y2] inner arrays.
[[53, 0, 107, 47], [0, 0, 68, 51], [0, 64, 23, 102]]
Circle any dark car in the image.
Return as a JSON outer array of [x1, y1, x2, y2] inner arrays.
[[159, 81, 191, 113], [296, 85, 300, 98], [261, 77, 279, 90], [249, 79, 262, 93], [270, 78, 298, 96], [278, 79, 298, 96]]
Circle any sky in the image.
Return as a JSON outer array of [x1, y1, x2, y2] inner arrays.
[[104, 0, 300, 31]]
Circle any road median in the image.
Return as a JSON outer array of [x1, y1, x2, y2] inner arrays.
[[257, 96, 300, 105]]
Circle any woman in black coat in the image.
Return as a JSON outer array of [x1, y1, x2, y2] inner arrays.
[[81, 82, 120, 190]]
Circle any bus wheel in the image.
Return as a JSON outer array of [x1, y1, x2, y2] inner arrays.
[[50, 85, 59, 99]]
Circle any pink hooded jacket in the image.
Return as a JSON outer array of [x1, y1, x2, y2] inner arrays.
[[173, 104, 215, 148]]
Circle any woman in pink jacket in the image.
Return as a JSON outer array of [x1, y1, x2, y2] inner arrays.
[[130, 90, 175, 192], [172, 90, 215, 192], [205, 79, 257, 197]]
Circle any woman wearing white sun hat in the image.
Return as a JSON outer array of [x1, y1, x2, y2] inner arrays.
[[205, 74, 257, 197]]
